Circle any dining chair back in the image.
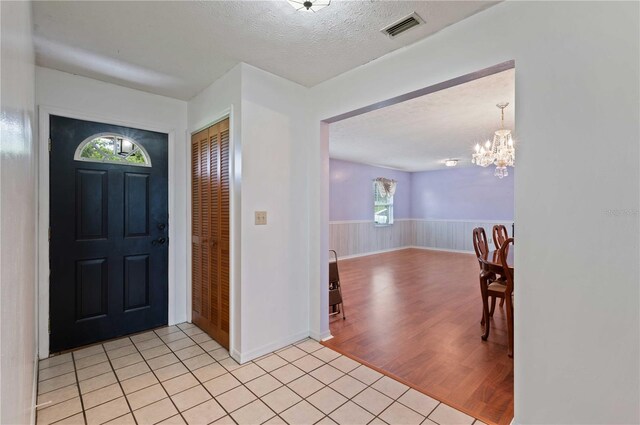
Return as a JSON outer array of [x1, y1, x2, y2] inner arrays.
[[472, 227, 490, 269], [492, 224, 509, 250], [499, 237, 514, 289], [499, 237, 515, 357]]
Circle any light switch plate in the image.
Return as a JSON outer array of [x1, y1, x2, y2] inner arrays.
[[255, 211, 267, 225]]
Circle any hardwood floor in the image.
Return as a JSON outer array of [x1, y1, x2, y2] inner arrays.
[[323, 248, 513, 425]]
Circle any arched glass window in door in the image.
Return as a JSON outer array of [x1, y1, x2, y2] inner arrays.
[[74, 133, 152, 167]]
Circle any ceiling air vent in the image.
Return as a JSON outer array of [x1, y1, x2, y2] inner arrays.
[[381, 12, 424, 38]]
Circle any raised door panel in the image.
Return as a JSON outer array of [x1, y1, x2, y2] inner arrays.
[[124, 173, 150, 237], [123, 254, 150, 311], [75, 258, 108, 321], [75, 169, 108, 240]]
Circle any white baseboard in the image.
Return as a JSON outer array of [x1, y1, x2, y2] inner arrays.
[[30, 351, 39, 424], [235, 330, 311, 364], [309, 328, 333, 342], [335, 246, 413, 260], [409, 245, 475, 255], [335, 245, 474, 260], [230, 348, 242, 364]]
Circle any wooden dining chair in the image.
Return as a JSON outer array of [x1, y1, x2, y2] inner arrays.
[[500, 237, 515, 357], [492, 224, 509, 250], [492, 224, 509, 308], [473, 228, 506, 326]]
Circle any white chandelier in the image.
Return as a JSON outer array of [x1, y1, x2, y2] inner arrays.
[[472, 102, 515, 178]]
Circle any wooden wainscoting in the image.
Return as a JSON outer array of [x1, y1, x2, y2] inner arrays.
[[329, 219, 514, 258], [329, 219, 414, 258]]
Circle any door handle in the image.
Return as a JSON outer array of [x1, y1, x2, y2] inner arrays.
[[152, 237, 167, 246]]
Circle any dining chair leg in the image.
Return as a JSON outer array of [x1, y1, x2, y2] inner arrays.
[[505, 297, 514, 357], [480, 273, 491, 341], [499, 298, 505, 307], [489, 296, 496, 317]]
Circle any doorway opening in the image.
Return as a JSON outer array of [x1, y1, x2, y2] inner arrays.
[[321, 61, 516, 425]]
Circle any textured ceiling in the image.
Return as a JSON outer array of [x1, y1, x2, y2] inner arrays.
[[329, 68, 515, 171], [33, 1, 499, 100]]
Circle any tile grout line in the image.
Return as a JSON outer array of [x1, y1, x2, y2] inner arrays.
[[165, 326, 333, 423], [40, 327, 475, 425], [126, 330, 192, 425], [269, 350, 357, 424], [54, 337, 382, 425], [425, 401, 444, 424], [168, 324, 287, 421], [164, 325, 242, 425], [278, 344, 454, 424], [100, 339, 141, 425], [242, 343, 381, 424], [227, 341, 369, 424], [368, 386, 411, 424], [38, 354, 87, 425], [70, 351, 88, 425], [45, 330, 308, 423], [267, 341, 441, 425]]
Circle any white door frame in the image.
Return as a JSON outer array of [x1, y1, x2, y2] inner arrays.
[[37, 104, 178, 359], [186, 107, 239, 361]]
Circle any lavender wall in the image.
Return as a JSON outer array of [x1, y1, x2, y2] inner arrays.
[[411, 166, 514, 221], [329, 158, 411, 221], [329, 158, 514, 221]]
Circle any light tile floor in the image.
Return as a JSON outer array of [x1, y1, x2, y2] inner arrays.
[[36, 323, 487, 425]]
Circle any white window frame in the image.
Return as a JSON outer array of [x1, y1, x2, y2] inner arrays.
[[373, 182, 394, 226], [74, 132, 152, 167]]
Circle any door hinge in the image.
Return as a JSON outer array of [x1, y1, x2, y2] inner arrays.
[[48, 138, 52, 152]]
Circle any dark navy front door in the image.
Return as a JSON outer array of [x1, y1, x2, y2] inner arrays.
[[49, 115, 168, 352]]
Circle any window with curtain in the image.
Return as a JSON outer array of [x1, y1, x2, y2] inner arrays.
[[373, 178, 396, 225]]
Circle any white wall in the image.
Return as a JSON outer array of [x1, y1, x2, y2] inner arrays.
[[188, 63, 311, 362], [0, 1, 37, 424], [239, 64, 310, 360], [308, 2, 639, 424], [35, 67, 189, 358]]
